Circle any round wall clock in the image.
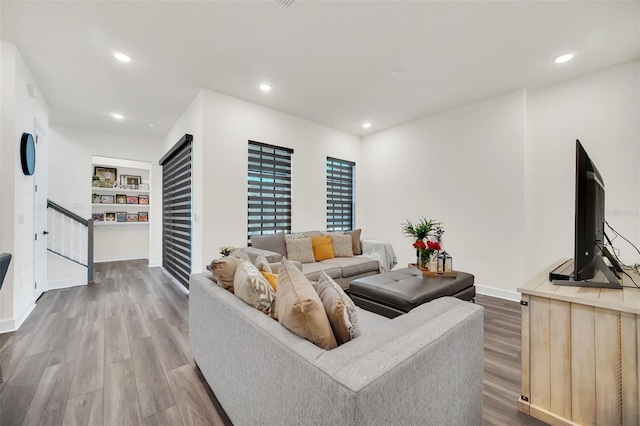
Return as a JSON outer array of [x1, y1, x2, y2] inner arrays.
[[20, 133, 36, 176]]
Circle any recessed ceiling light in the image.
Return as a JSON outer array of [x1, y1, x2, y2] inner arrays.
[[554, 53, 574, 64], [110, 112, 124, 120], [391, 68, 405, 77], [149, 123, 156, 128], [113, 52, 132, 63], [362, 122, 371, 128], [259, 83, 272, 92]]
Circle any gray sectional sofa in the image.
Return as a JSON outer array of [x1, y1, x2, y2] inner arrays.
[[190, 272, 484, 426], [244, 230, 397, 288]]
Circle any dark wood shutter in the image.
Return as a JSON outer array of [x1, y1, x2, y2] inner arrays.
[[327, 157, 355, 232], [248, 141, 293, 243], [159, 134, 192, 288]]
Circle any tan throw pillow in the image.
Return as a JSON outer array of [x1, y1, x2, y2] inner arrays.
[[285, 236, 315, 264], [331, 234, 354, 257], [276, 259, 337, 350], [346, 229, 362, 255], [254, 254, 272, 273], [234, 259, 276, 317], [210, 256, 242, 293], [316, 272, 360, 345]]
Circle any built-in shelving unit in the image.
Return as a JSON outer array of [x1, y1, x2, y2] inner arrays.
[[91, 157, 153, 262]]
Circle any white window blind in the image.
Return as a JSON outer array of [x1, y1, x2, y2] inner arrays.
[[248, 141, 293, 243], [326, 157, 355, 232]]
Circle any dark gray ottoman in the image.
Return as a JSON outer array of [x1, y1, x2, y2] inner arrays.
[[349, 268, 475, 318]]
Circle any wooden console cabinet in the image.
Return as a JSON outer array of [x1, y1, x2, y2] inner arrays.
[[518, 260, 640, 426]]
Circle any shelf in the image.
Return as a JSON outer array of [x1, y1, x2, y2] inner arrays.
[[94, 222, 149, 227], [92, 187, 149, 194], [92, 203, 149, 208]]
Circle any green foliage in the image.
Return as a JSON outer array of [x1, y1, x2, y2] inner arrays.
[[401, 217, 436, 240]]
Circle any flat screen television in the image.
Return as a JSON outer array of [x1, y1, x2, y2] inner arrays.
[[550, 140, 622, 288]]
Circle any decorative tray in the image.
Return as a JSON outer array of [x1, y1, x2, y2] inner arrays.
[[408, 263, 457, 278]]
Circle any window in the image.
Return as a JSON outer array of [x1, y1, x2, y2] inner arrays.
[[326, 157, 355, 232], [160, 134, 193, 288], [248, 141, 293, 243]]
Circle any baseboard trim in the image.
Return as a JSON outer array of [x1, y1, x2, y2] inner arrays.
[[148, 260, 162, 268], [0, 298, 36, 333], [95, 256, 148, 263], [47, 279, 87, 291], [475, 285, 520, 302]]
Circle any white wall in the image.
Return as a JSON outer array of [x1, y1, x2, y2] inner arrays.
[[0, 41, 50, 331], [48, 125, 163, 266], [525, 60, 640, 277], [361, 91, 527, 298]]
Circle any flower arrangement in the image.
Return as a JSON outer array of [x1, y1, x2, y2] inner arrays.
[[219, 246, 236, 257], [402, 217, 444, 270]]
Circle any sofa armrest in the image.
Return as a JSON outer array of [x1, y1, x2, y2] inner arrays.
[[361, 240, 397, 272], [244, 247, 283, 263]]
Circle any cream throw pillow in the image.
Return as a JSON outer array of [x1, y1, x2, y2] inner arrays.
[[316, 272, 360, 345], [276, 259, 337, 350], [331, 234, 354, 257], [234, 259, 276, 317], [254, 254, 272, 273], [284, 236, 315, 264]]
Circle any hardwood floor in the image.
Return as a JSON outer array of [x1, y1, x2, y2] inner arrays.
[[0, 261, 546, 425]]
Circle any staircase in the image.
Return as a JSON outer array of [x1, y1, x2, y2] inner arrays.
[[46, 200, 94, 286]]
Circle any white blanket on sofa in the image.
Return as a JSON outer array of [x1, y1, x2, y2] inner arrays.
[[362, 240, 397, 273]]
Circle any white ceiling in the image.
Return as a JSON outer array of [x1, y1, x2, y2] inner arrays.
[[1, 1, 639, 140]]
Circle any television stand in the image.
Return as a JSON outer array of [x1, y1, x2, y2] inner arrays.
[[549, 256, 622, 289], [518, 259, 640, 425]]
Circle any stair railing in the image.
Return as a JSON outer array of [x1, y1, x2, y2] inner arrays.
[[46, 200, 94, 283]]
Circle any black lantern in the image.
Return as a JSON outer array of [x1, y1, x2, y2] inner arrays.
[[437, 251, 453, 272]]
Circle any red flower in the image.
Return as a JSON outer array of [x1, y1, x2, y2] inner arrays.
[[412, 240, 426, 250], [427, 241, 441, 251]]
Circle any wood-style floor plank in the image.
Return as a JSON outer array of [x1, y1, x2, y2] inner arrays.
[[21, 361, 74, 426], [24, 311, 65, 356], [147, 318, 191, 372], [103, 359, 143, 426], [67, 329, 105, 399], [143, 405, 184, 426], [123, 300, 150, 341], [167, 364, 225, 426], [62, 388, 103, 426], [47, 316, 85, 367], [0, 331, 35, 384], [130, 337, 175, 418], [0, 352, 50, 426], [104, 315, 131, 365]]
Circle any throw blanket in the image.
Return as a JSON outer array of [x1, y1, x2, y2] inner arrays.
[[362, 240, 397, 273]]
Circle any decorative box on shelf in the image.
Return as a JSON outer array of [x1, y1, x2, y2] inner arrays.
[[408, 263, 457, 278]]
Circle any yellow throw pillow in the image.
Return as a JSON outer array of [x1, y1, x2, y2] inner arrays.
[[261, 271, 278, 292], [311, 235, 335, 261]]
